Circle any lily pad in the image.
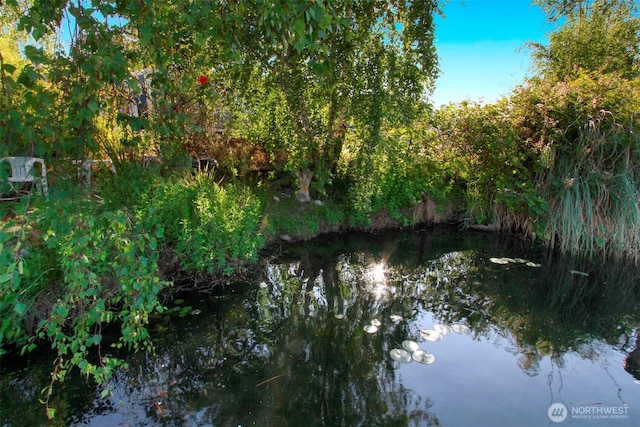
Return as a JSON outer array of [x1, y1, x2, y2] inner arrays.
[[402, 340, 419, 352], [420, 329, 443, 341], [433, 324, 453, 335], [412, 349, 435, 365], [390, 315, 403, 322], [390, 348, 412, 363], [364, 325, 378, 334], [451, 324, 471, 335], [370, 319, 382, 327]]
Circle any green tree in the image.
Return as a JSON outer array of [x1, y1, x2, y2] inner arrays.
[[136, 0, 440, 200], [534, 0, 638, 21], [531, 0, 639, 81], [1, 0, 59, 156], [208, 1, 441, 200], [16, 1, 440, 201]]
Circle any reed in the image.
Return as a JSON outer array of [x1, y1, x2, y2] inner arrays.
[[544, 113, 639, 262]]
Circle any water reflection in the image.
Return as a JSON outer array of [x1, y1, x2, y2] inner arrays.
[[1, 229, 639, 426], [625, 333, 640, 380]]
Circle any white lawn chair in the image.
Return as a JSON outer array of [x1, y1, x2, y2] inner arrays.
[[0, 156, 48, 196]]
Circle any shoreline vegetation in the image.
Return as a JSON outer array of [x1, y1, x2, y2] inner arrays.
[[1, 0, 638, 419]]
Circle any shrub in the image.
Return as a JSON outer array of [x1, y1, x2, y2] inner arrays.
[[0, 195, 169, 417], [343, 133, 455, 226], [426, 100, 540, 230], [511, 71, 640, 260], [148, 174, 264, 274]]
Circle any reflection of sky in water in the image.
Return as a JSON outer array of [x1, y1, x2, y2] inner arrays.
[[391, 309, 638, 427]]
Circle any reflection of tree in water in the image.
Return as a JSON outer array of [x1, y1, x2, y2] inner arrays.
[[299, 231, 640, 383], [0, 348, 102, 426], [623, 331, 640, 381], [479, 251, 640, 376], [56, 239, 440, 426], [257, 247, 441, 426], [2, 230, 638, 425], [107, 231, 637, 425]]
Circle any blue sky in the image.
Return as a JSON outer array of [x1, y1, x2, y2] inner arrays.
[[430, 0, 557, 106]]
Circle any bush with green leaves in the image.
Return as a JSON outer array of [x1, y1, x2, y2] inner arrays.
[[148, 174, 265, 275], [517, 0, 640, 260], [262, 192, 345, 240], [514, 77, 639, 259], [0, 195, 169, 418], [342, 133, 457, 226], [510, 69, 640, 260], [425, 100, 542, 231]]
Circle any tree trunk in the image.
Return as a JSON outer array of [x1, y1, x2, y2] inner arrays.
[[296, 168, 313, 202]]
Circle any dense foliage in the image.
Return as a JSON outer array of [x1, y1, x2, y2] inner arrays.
[[1, 0, 638, 418], [521, 0, 639, 258]]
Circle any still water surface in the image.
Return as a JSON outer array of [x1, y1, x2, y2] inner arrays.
[[2, 228, 639, 426]]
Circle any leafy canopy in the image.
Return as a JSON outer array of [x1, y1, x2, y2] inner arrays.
[[12, 0, 440, 193], [531, 0, 640, 81]]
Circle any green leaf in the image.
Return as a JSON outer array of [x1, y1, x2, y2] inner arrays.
[[14, 302, 26, 316], [88, 100, 99, 113], [7, 109, 21, 131], [308, 5, 324, 23], [88, 333, 102, 346], [139, 24, 153, 45], [0, 273, 12, 284], [319, 14, 332, 30], [293, 19, 305, 37], [294, 40, 306, 53], [2, 63, 17, 74], [55, 305, 68, 318], [23, 45, 45, 65]]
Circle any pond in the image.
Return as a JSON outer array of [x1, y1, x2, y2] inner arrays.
[[1, 228, 639, 426]]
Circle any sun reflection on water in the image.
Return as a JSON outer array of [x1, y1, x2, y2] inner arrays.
[[366, 262, 390, 300], [370, 262, 386, 283]]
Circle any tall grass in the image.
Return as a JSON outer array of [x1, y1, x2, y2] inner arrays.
[[545, 113, 640, 262]]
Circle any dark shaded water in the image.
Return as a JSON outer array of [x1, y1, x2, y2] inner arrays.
[[2, 228, 640, 426]]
